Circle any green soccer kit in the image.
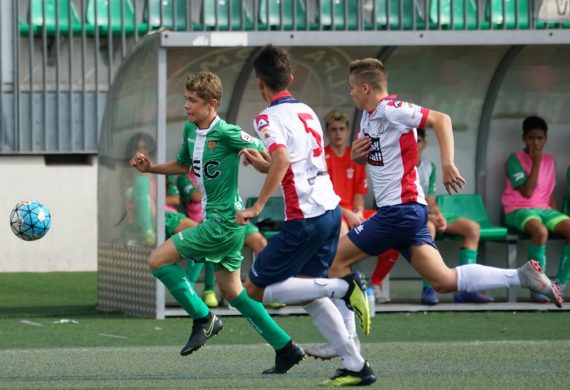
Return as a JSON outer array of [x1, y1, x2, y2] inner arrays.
[[171, 117, 264, 272]]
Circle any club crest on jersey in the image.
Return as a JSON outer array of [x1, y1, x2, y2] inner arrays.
[[346, 167, 354, 179], [255, 114, 269, 132], [240, 131, 255, 143], [207, 140, 217, 150]]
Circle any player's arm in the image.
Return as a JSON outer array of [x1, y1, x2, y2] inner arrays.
[[131, 154, 189, 175], [240, 148, 271, 173], [237, 146, 289, 224], [424, 110, 465, 194], [513, 155, 541, 198]]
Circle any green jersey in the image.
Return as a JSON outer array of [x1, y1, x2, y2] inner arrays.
[[176, 117, 264, 228]]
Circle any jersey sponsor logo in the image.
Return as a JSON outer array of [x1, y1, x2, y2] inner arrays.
[[255, 114, 269, 132], [387, 100, 403, 108], [204, 160, 221, 179], [240, 131, 255, 143], [366, 134, 384, 166], [513, 172, 525, 182], [207, 140, 217, 150]]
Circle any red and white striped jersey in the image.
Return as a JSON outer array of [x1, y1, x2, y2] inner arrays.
[[357, 95, 429, 207], [254, 92, 340, 220]]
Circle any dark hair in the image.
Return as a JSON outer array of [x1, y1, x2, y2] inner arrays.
[[253, 44, 292, 92], [126, 132, 156, 159], [416, 128, 426, 139], [522, 116, 548, 135]]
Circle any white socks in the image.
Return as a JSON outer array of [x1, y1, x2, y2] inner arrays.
[[456, 264, 521, 292], [304, 298, 365, 372], [262, 277, 348, 305], [334, 298, 357, 339]]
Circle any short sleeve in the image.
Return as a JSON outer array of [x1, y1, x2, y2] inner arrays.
[[385, 100, 429, 132], [223, 124, 265, 153], [254, 113, 286, 154], [506, 153, 527, 188]]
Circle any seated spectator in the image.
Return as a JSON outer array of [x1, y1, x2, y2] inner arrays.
[[501, 116, 570, 301]]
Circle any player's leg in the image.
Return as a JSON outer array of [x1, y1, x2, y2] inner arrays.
[[149, 239, 214, 355], [369, 249, 398, 303], [521, 213, 550, 302], [202, 262, 218, 308], [445, 217, 493, 303], [548, 214, 570, 295], [215, 267, 304, 374], [244, 225, 268, 257]]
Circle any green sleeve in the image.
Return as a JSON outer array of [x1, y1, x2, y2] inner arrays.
[[176, 121, 194, 166], [427, 162, 437, 196], [132, 175, 153, 233], [223, 125, 264, 153], [177, 174, 196, 203], [166, 176, 180, 196], [506, 153, 527, 188]]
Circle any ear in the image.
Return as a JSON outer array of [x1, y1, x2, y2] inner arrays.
[[287, 73, 294, 87], [256, 78, 264, 90]]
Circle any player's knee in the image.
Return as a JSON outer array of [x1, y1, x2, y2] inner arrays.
[[529, 223, 548, 243], [464, 220, 480, 240], [148, 250, 163, 270], [244, 278, 263, 302]]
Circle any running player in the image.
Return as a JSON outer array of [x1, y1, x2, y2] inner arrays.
[[236, 45, 376, 386], [326, 58, 563, 315], [130, 71, 304, 375]]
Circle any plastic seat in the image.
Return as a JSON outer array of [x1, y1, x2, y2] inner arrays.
[[141, 0, 200, 33], [318, 0, 369, 30], [486, 0, 530, 29], [245, 197, 285, 239], [29, 0, 83, 36], [375, 0, 425, 30], [86, 0, 136, 36], [258, 0, 316, 30], [429, 0, 486, 30], [202, 0, 254, 31], [437, 194, 508, 241], [19, 19, 30, 36]]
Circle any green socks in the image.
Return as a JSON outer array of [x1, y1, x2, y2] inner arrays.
[[422, 280, 432, 288], [186, 260, 204, 286], [528, 243, 547, 269], [459, 248, 478, 266], [204, 263, 216, 290], [152, 265, 209, 319], [186, 261, 216, 290], [556, 245, 570, 285], [230, 290, 290, 350]]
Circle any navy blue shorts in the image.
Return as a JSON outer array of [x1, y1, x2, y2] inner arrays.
[[249, 207, 341, 288], [347, 203, 436, 261]]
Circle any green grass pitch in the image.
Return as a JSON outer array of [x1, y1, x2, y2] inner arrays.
[[1, 272, 569, 388]]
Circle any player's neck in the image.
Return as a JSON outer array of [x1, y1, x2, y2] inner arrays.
[[329, 144, 347, 156], [367, 91, 390, 112]]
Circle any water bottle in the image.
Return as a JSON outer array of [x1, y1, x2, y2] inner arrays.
[[366, 287, 376, 317]]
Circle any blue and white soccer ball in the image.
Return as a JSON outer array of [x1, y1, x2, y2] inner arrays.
[[10, 200, 52, 241]]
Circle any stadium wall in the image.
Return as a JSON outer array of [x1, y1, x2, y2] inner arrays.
[[0, 156, 97, 272]]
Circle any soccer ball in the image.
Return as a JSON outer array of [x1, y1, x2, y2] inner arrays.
[[10, 200, 52, 241]]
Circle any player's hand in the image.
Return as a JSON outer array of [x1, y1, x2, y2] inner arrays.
[[351, 136, 372, 164], [434, 214, 447, 232], [529, 146, 543, 165], [130, 152, 152, 173], [236, 204, 261, 225], [442, 163, 466, 195], [239, 149, 270, 173], [346, 210, 365, 228]]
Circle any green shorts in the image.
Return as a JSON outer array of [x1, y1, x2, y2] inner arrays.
[[505, 208, 569, 232], [171, 218, 246, 273], [165, 211, 186, 238], [442, 213, 461, 225], [244, 222, 260, 238]]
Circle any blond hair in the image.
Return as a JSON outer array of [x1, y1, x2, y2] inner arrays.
[[324, 110, 350, 130]]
